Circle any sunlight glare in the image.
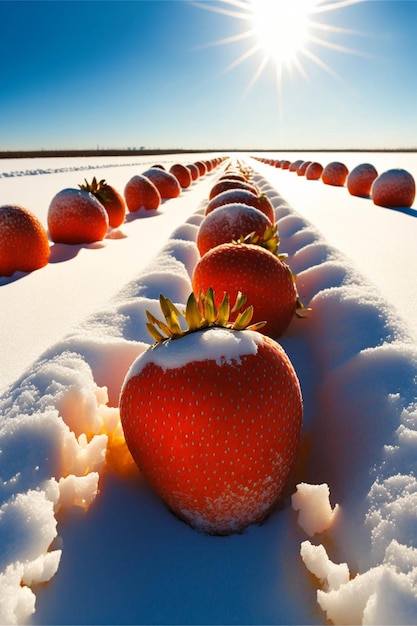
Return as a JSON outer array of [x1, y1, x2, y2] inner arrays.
[[251, 0, 313, 67]]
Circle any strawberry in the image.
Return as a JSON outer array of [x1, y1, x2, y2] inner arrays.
[[371, 168, 416, 208], [224, 160, 251, 179], [169, 163, 192, 189], [192, 237, 307, 338], [218, 172, 248, 183], [124, 174, 161, 212], [47, 188, 109, 244], [141, 168, 181, 199], [205, 188, 275, 224], [347, 163, 378, 197], [321, 161, 349, 187], [0, 204, 50, 276], [297, 161, 312, 176], [119, 290, 303, 535], [305, 162, 323, 180], [194, 160, 208, 177], [289, 160, 304, 173], [209, 178, 258, 200], [79, 177, 126, 228], [196, 203, 274, 257], [186, 163, 200, 181]]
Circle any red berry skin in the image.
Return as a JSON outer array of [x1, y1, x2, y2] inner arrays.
[[119, 327, 303, 535], [187, 163, 200, 181], [124, 175, 161, 212], [321, 161, 349, 186], [47, 188, 109, 244], [371, 169, 416, 208], [194, 161, 208, 177], [347, 163, 378, 197], [305, 162, 323, 180], [141, 168, 181, 199], [169, 163, 192, 189], [97, 183, 126, 228], [192, 243, 298, 339]]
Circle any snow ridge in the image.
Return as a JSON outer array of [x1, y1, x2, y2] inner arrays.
[[0, 161, 144, 179]]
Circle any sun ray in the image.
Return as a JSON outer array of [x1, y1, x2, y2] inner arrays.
[[190, 1, 251, 21], [307, 34, 370, 57], [240, 54, 270, 98], [219, 44, 261, 76], [310, 20, 370, 37], [289, 55, 310, 82], [193, 30, 254, 52], [300, 46, 341, 79], [313, 0, 367, 13]]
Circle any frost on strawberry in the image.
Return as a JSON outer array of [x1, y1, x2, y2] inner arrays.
[[119, 290, 303, 536]]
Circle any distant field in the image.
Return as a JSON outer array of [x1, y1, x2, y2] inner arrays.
[[1, 148, 415, 159]]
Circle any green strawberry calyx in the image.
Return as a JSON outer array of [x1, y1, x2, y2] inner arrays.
[[233, 224, 282, 257], [79, 177, 112, 204], [232, 226, 311, 319], [146, 288, 266, 345]]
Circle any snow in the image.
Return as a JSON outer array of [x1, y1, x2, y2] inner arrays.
[[1, 151, 417, 624], [291, 483, 339, 537], [125, 327, 261, 376]]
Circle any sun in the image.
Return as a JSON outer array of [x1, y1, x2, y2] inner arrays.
[[250, 0, 312, 68], [192, 0, 367, 92]]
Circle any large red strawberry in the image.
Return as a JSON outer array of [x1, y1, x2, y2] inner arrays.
[[192, 238, 306, 339], [119, 290, 303, 535]]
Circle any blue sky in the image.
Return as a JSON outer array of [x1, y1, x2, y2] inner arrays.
[[0, 0, 416, 151]]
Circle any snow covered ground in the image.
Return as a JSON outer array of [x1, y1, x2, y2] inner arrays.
[[1, 151, 417, 624]]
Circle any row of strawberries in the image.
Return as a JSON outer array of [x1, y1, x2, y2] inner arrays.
[[253, 155, 416, 208], [119, 158, 306, 535], [0, 156, 226, 277]]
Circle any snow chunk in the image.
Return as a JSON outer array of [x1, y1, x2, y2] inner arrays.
[[301, 539, 417, 624], [300, 541, 349, 591], [0, 487, 62, 623], [0, 562, 35, 625], [292, 482, 339, 536], [55, 473, 100, 512], [317, 563, 417, 625], [0, 489, 57, 569], [21, 549, 62, 586], [0, 351, 115, 438]]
